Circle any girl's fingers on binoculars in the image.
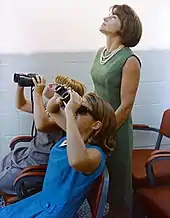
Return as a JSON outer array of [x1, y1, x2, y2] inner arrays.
[[36, 75, 41, 83], [53, 93, 59, 99], [64, 85, 68, 89], [62, 101, 67, 107], [40, 75, 46, 85], [32, 77, 37, 86], [67, 88, 72, 94]]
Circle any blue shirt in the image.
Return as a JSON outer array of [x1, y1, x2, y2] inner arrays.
[[0, 137, 106, 218]]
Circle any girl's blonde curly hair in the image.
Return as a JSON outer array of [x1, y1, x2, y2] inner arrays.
[[55, 75, 86, 97]]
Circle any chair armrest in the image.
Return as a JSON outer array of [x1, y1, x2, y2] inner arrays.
[[3, 195, 19, 205], [151, 150, 170, 156], [9, 136, 33, 151], [13, 165, 47, 199], [145, 153, 170, 186], [20, 165, 47, 174], [0, 191, 19, 205], [133, 124, 159, 133], [14, 171, 46, 199], [97, 167, 109, 218], [133, 124, 150, 130], [87, 167, 109, 218], [14, 171, 46, 185]]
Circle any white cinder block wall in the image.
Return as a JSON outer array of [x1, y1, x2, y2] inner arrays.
[[0, 50, 170, 161], [1, 0, 170, 160]]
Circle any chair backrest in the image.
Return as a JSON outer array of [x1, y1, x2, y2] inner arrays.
[[155, 109, 170, 149], [159, 109, 170, 138], [87, 167, 109, 218]]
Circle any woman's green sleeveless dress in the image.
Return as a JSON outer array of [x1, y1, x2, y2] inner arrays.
[[91, 47, 140, 217]]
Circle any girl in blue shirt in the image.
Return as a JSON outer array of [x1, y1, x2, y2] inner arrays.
[[0, 90, 117, 218]]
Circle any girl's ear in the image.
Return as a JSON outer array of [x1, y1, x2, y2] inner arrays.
[[92, 120, 102, 131]]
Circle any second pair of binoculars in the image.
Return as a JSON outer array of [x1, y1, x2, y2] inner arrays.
[[55, 84, 70, 104]]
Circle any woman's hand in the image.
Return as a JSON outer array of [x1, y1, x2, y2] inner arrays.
[[46, 93, 63, 113], [32, 75, 46, 96], [65, 90, 83, 114]]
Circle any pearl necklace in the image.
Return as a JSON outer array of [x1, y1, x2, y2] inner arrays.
[[100, 45, 124, 65]]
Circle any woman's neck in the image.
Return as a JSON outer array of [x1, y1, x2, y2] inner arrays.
[[106, 35, 123, 52]]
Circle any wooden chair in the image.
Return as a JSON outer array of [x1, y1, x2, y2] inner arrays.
[[134, 150, 170, 218], [132, 109, 170, 190]]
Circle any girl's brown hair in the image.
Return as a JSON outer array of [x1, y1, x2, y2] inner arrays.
[[85, 93, 117, 154], [55, 75, 86, 97]]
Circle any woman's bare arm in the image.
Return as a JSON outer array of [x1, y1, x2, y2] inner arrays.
[[115, 56, 140, 129], [16, 86, 32, 113]]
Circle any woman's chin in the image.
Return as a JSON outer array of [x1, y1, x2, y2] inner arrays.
[[99, 27, 106, 34]]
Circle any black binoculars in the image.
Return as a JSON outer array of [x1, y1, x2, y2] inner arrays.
[[55, 84, 70, 104], [14, 73, 38, 87]]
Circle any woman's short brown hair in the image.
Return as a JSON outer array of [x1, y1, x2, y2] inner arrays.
[[55, 75, 86, 97], [111, 4, 142, 47], [85, 93, 117, 154]]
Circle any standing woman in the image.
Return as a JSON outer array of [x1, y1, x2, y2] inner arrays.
[[91, 4, 142, 218]]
